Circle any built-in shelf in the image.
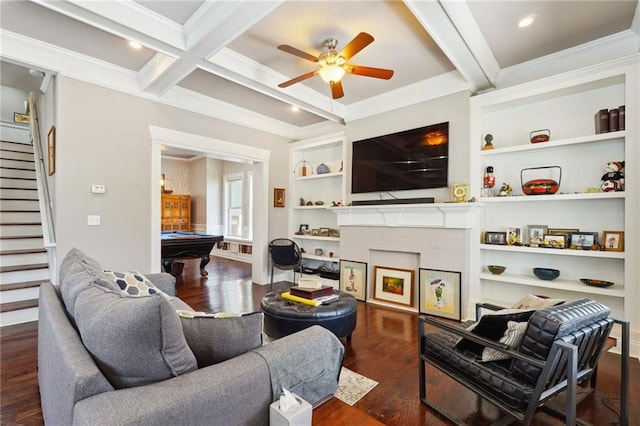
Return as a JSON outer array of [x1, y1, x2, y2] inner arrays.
[[301, 253, 339, 262], [479, 131, 625, 157], [479, 272, 625, 298], [293, 235, 340, 242], [480, 244, 625, 259], [292, 205, 331, 210], [292, 171, 342, 181], [479, 192, 625, 203]]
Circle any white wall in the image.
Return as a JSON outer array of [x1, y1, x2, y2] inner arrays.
[[0, 86, 28, 123], [55, 76, 290, 273], [346, 90, 471, 203]]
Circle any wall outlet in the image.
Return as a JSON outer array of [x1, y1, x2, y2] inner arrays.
[[91, 184, 106, 194], [88, 215, 101, 226]]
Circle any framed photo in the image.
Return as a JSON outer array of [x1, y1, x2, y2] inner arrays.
[[542, 234, 566, 249], [569, 232, 598, 250], [526, 225, 548, 245], [484, 231, 507, 245], [419, 269, 461, 320], [373, 266, 414, 307], [311, 228, 319, 236], [273, 188, 285, 207], [328, 228, 340, 238], [340, 260, 367, 301], [548, 228, 579, 240], [14, 112, 29, 123], [602, 231, 624, 252], [47, 126, 56, 176], [506, 227, 522, 245], [319, 227, 329, 237], [298, 224, 309, 234]]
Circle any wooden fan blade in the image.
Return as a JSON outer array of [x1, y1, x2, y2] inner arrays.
[[339, 32, 374, 61], [348, 65, 394, 80], [277, 45, 318, 63], [330, 81, 344, 99], [278, 71, 317, 88]]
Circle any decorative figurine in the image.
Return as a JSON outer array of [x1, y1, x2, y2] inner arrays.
[[299, 197, 305, 206], [483, 166, 495, 197], [498, 182, 512, 196], [601, 161, 625, 192], [482, 134, 494, 150]]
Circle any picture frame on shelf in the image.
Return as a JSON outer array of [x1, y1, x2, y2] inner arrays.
[[484, 231, 507, 245], [311, 228, 319, 236], [373, 266, 414, 307], [14, 112, 29, 123], [506, 227, 522, 245], [548, 228, 579, 240], [418, 269, 461, 320], [319, 227, 329, 237], [602, 231, 624, 252], [526, 225, 548, 245], [298, 224, 309, 234], [340, 260, 367, 301], [328, 228, 340, 238], [274, 188, 285, 208], [542, 234, 566, 249], [569, 232, 598, 250]]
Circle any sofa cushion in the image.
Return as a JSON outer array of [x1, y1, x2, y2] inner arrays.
[[456, 309, 535, 356], [74, 283, 197, 389], [103, 270, 172, 300], [178, 310, 263, 367], [511, 294, 564, 310], [59, 248, 120, 318], [481, 321, 528, 362]]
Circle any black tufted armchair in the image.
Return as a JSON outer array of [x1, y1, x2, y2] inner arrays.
[[419, 298, 629, 425]]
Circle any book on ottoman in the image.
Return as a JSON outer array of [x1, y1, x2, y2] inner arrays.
[[290, 285, 334, 299]]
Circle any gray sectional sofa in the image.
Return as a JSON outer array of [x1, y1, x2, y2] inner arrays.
[[38, 248, 344, 425]]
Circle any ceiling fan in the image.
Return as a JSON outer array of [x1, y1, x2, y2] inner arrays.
[[277, 32, 394, 99]]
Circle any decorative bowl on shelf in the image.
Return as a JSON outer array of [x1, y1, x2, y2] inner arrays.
[[530, 129, 550, 144], [533, 267, 560, 281], [487, 265, 506, 275], [521, 166, 561, 195], [580, 278, 615, 288]]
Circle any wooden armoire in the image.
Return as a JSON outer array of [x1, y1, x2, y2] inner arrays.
[[161, 194, 191, 232]]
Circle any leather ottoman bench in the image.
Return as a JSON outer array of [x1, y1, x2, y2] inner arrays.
[[261, 290, 357, 341]]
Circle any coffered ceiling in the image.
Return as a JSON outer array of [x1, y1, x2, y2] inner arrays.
[[1, 0, 638, 140]]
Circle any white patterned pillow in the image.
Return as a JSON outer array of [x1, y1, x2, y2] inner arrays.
[[480, 321, 528, 362], [103, 270, 172, 300], [511, 294, 564, 310]]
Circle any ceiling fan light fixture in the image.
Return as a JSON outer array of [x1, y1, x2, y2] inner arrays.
[[318, 65, 346, 83]]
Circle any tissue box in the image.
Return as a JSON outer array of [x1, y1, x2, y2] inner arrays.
[[269, 394, 312, 426]]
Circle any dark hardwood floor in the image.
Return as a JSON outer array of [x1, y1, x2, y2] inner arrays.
[[1, 257, 638, 425]]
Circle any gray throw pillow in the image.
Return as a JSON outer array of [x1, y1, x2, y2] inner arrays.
[[74, 284, 197, 389], [179, 311, 264, 367], [58, 248, 120, 318]]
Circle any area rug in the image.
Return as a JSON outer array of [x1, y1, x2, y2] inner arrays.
[[334, 367, 378, 406]]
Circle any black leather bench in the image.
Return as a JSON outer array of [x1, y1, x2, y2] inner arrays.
[[261, 290, 357, 341]]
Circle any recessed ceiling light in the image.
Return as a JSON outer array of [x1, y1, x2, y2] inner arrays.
[[128, 40, 142, 49], [518, 14, 536, 28], [290, 105, 300, 112]]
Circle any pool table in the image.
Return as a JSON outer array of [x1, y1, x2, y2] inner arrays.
[[161, 232, 223, 277]]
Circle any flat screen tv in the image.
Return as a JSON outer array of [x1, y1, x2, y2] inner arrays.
[[351, 122, 449, 194]]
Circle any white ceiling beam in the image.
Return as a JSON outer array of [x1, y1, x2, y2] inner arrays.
[[30, 0, 184, 54], [403, 0, 493, 93], [439, 0, 500, 87], [139, 0, 283, 96], [206, 48, 346, 123]]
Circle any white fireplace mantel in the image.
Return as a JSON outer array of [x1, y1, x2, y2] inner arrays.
[[331, 203, 482, 229]]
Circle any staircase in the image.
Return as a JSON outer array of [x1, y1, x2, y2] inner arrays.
[[0, 139, 49, 326]]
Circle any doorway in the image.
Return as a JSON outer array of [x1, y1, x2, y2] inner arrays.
[[149, 126, 270, 284]]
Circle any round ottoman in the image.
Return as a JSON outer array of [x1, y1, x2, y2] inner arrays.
[[261, 289, 357, 341]]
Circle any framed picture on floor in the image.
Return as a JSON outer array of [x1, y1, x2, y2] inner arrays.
[[373, 266, 413, 307], [339, 260, 367, 301], [419, 269, 461, 320]]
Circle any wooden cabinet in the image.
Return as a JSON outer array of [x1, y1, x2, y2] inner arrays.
[[161, 194, 191, 232]]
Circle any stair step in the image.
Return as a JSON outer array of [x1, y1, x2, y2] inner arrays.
[[0, 188, 39, 199], [0, 199, 39, 210], [0, 251, 48, 268], [0, 159, 35, 170], [0, 211, 41, 223], [0, 168, 36, 179], [0, 150, 34, 161], [0, 279, 48, 291], [0, 177, 37, 189], [0, 141, 33, 153], [0, 237, 44, 251], [0, 263, 48, 273], [0, 307, 38, 326], [0, 299, 39, 314], [0, 224, 43, 237], [0, 268, 49, 284]]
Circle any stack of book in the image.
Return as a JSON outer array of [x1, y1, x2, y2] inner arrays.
[[281, 285, 339, 306]]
